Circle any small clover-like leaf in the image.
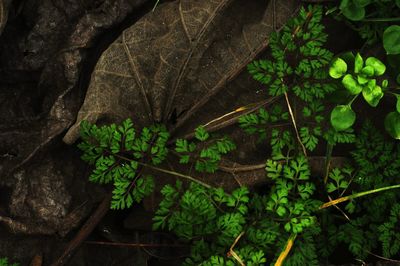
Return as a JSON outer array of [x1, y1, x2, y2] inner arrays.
[[329, 57, 347, 79], [357, 75, 369, 85], [354, 53, 363, 73], [331, 105, 356, 131], [362, 80, 383, 107], [385, 111, 400, 139], [383, 25, 400, 55], [361, 65, 374, 77], [365, 57, 386, 76], [342, 74, 363, 95]]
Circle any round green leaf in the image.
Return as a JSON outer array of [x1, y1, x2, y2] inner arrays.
[[385, 111, 400, 139], [396, 0, 400, 8], [329, 57, 348, 79], [361, 65, 374, 77], [340, 0, 365, 21], [365, 57, 386, 76], [342, 74, 363, 95], [362, 84, 383, 107], [330, 105, 356, 131], [383, 25, 400, 55], [354, 53, 363, 73]]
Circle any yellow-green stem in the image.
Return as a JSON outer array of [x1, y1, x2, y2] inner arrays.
[[320, 184, 400, 209]]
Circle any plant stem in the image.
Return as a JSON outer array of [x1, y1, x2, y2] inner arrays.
[[228, 232, 245, 266], [141, 163, 213, 189], [348, 94, 359, 105], [114, 154, 213, 189], [284, 92, 308, 157], [169, 98, 278, 145], [152, 0, 160, 11], [113, 154, 213, 189], [323, 143, 333, 184], [320, 184, 400, 209]]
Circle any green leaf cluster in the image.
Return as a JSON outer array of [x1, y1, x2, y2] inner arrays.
[[238, 105, 298, 158], [326, 166, 353, 194], [238, 107, 287, 142], [318, 122, 400, 259], [328, 52, 400, 138], [299, 101, 324, 151], [335, 1, 400, 85], [248, 5, 334, 102], [245, 5, 337, 155], [78, 118, 169, 209], [153, 157, 321, 265], [266, 157, 320, 233], [176, 126, 236, 173]]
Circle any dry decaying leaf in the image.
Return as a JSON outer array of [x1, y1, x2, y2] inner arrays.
[[63, 0, 301, 145], [0, 0, 10, 36], [0, 0, 150, 236]]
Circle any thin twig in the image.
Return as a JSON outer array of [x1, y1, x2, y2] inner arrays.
[[169, 98, 279, 144], [367, 251, 400, 263], [327, 195, 351, 221], [227, 232, 245, 266], [84, 240, 188, 248], [143, 163, 213, 189], [50, 193, 113, 266], [284, 92, 307, 157], [218, 163, 266, 173]]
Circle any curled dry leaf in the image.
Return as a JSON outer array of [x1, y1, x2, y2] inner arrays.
[[63, 0, 301, 144]]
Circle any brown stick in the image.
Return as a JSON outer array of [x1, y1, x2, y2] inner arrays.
[[168, 97, 279, 145], [50, 192, 113, 266], [84, 240, 188, 248]]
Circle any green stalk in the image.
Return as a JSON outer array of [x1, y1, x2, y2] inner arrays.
[[275, 233, 297, 266], [152, 0, 160, 11], [140, 163, 213, 189], [113, 153, 213, 189], [362, 17, 400, 22], [348, 94, 359, 106], [323, 142, 334, 184], [320, 184, 400, 209]]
